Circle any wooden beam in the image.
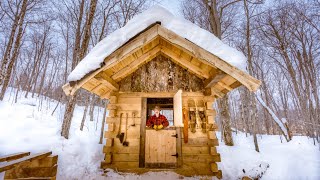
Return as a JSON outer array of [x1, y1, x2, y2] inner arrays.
[[204, 73, 227, 88], [94, 76, 119, 91], [158, 25, 261, 91], [160, 46, 210, 79], [210, 162, 218, 173], [7, 177, 56, 180], [111, 46, 161, 81], [0, 152, 30, 162], [211, 87, 224, 98], [62, 83, 72, 96], [62, 24, 160, 96], [204, 87, 224, 98], [100, 90, 113, 100], [89, 83, 105, 94], [0, 152, 52, 172], [217, 82, 233, 91], [139, 98, 147, 168]]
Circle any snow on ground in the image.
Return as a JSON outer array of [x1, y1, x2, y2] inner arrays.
[[67, 5, 247, 82], [217, 132, 320, 179], [0, 89, 319, 180], [0, 89, 105, 179]]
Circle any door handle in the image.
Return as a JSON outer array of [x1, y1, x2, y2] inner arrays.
[[171, 153, 179, 157], [171, 134, 178, 138]]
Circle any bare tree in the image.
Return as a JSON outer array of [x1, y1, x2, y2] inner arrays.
[[181, 0, 246, 146], [61, 0, 98, 139]]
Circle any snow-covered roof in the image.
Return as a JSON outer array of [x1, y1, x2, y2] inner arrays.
[[67, 5, 247, 82]]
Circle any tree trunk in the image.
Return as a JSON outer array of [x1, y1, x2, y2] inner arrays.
[[202, 0, 234, 146], [251, 92, 260, 152], [0, 0, 24, 86], [60, 0, 97, 139], [99, 101, 108, 144], [0, 0, 28, 100], [219, 96, 234, 146], [61, 93, 78, 139], [80, 96, 90, 131], [89, 96, 96, 121]]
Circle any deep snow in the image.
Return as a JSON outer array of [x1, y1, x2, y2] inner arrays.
[[0, 89, 319, 180], [67, 5, 247, 82]]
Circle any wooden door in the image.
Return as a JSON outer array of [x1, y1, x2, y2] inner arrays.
[[145, 129, 177, 168]]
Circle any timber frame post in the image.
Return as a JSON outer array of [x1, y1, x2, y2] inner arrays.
[[139, 98, 147, 168]]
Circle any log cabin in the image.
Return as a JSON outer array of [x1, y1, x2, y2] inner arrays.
[[62, 6, 261, 179]]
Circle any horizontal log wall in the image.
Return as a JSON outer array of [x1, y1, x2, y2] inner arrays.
[[101, 92, 221, 178], [180, 95, 222, 178], [101, 95, 141, 169]]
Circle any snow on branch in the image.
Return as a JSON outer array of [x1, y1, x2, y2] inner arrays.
[[255, 92, 290, 141]]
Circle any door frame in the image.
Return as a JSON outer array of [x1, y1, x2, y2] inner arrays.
[[139, 96, 182, 168]]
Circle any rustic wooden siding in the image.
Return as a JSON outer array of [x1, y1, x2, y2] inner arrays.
[[178, 95, 222, 177], [101, 92, 221, 178], [101, 95, 142, 169], [118, 55, 204, 92]]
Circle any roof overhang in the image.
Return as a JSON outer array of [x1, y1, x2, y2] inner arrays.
[[62, 24, 261, 99]]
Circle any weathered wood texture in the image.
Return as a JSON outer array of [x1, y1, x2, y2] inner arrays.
[[0, 152, 52, 172], [179, 95, 222, 178], [118, 55, 204, 92], [1, 152, 58, 180], [139, 98, 147, 168], [101, 93, 221, 178], [145, 130, 176, 164], [102, 96, 144, 170], [0, 152, 31, 163]]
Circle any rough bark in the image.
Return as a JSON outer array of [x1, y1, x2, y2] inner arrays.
[[61, 0, 97, 139], [119, 55, 204, 92], [244, 0, 261, 151], [89, 97, 96, 122], [99, 101, 108, 144], [220, 96, 234, 146], [61, 93, 78, 138], [80, 96, 90, 131], [0, 0, 28, 100], [0, 0, 24, 86]]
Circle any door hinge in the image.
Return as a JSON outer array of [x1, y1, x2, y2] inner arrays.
[[171, 134, 178, 138], [171, 153, 179, 158]]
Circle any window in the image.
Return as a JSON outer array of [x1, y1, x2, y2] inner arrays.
[[147, 98, 174, 126], [151, 109, 174, 126]]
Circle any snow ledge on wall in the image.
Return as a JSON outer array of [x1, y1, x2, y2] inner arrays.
[[67, 5, 248, 82]]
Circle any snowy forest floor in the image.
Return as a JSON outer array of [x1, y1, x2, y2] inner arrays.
[[0, 89, 319, 180]]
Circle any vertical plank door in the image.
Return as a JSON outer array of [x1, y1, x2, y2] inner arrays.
[[145, 129, 177, 168]]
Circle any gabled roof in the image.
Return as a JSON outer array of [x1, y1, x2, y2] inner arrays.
[[62, 6, 261, 98], [68, 6, 248, 81]]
